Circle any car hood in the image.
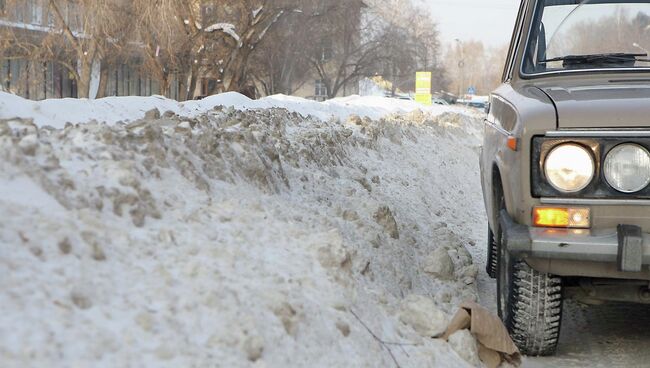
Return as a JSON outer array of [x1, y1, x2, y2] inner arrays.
[[542, 84, 650, 128]]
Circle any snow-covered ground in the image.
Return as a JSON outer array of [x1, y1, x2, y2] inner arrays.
[[0, 92, 487, 367], [0, 91, 467, 129]]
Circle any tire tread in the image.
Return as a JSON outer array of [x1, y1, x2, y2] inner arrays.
[[486, 227, 498, 278], [507, 261, 563, 356]]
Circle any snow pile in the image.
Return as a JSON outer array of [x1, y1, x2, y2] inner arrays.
[[0, 96, 486, 367], [0, 91, 468, 129]]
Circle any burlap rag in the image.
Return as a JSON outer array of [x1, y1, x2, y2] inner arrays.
[[442, 302, 521, 368]]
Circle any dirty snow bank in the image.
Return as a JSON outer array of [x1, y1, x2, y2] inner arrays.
[[0, 91, 466, 129], [0, 100, 486, 367]]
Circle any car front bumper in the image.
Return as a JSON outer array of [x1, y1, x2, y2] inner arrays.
[[500, 210, 650, 277]]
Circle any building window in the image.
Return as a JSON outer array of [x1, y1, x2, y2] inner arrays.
[[1, 60, 9, 91], [319, 38, 333, 62], [201, 78, 217, 97], [315, 79, 328, 97], [10, 0, 24, 22], [30, 0, 43, 25], [41, 1, 55, 27], [64, 2, 80, 32]]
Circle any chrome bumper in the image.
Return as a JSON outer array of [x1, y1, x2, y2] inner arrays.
[[500, 210, 650, 272]]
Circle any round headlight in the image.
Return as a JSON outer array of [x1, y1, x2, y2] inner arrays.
[[544, 143, 595, 192], [604, 144, 650, 193]]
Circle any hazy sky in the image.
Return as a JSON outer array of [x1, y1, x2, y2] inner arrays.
[[422, 0, 521, 46]]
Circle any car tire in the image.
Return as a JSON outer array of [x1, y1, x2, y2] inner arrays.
[[486, 226, 498, 279], [498, 241, 563, 356], [489, 181, 506, 279]]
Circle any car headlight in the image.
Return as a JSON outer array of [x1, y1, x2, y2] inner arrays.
[[544, 143, 595, 192], [604, 144, 650, 193]]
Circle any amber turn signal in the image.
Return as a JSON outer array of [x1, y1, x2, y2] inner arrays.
[[507, 136, 518, 151], [533, 207, 591, 228]]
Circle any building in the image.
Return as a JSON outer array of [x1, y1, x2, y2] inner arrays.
[[286, 0, 367, 101], [0, 0, 79, 99]]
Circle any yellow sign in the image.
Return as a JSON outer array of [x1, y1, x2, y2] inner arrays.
[[415, 94, 432, 105], [415, 72, 432, 106]]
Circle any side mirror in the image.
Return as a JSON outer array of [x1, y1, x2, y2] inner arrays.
[[484, 102, 491, 115]]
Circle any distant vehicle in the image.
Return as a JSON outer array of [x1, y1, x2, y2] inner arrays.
[[457, 96, 488, 109], [432, 98, 449, 106], [481, 0, 650, 357], [385, 93, 414, 101], [456, 99, 485, 109]]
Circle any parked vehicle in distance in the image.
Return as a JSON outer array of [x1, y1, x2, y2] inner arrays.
[[432, 98, 450, 106], [480, 0, 650, 357], [457, 96, 488, 109], [467, 101, 486, 109], [383, 93, 414, 101]]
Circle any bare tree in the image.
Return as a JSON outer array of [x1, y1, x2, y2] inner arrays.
[[299, 0, 445, 99], [201, 0, 299, 95], [361, 0, 445, 96], [444, 40, 507, 96], [133, 0, 296, 100], [554, 9, 650, 61], [133, 0, 204, 100], [47, 0, 133, 98], [303, 0, 383, 99], [1, 0, 446, 101], [0, 0, 134, 98], [251, 3, 316, 96]]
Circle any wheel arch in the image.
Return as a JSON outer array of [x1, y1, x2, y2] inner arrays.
[[489, 161, 514, 232]]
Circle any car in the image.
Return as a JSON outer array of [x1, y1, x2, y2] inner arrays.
[[457, 98, 486, 109], [480, 0, 650, 357], [388, 94, 414, 101], [432, 98, 450, 106], [467, 101, 486, 109]]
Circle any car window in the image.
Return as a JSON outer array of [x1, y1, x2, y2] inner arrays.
[[523, 0, 650, 74]]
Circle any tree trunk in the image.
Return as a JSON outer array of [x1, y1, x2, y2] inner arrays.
[[186, 69, 198, 101], [391, 64, 397, 96], [157, 68, 170, 98], [76, 61, 92, 99], [328, 80, 338, 100], [185, 64, 198, 101], [75, 45, 98, 99], [178, 75, 187, 101], [96, 61, 110, 99], [226, 49, 251, 92]]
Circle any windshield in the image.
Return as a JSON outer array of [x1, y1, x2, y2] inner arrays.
[[523, 0, 650, 74]]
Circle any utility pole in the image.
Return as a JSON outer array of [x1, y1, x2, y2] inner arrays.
[[455, 39, 465, 100]]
